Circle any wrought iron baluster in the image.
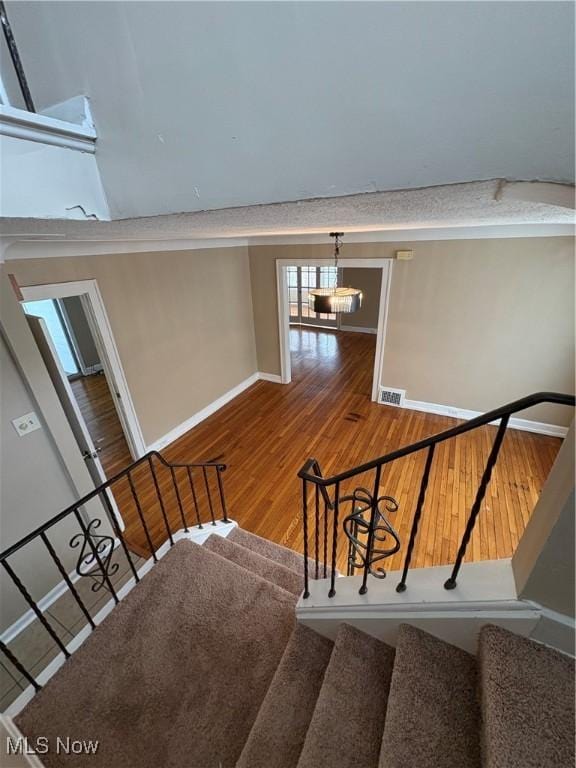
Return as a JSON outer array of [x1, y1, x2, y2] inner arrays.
[[216, 467, 229, 523], [323, 496, 328, 579], [170, 467, 189, 533], [202, 467, 216, 525], [314, 484, 320, 580], [0, 641, 40, 692], [127, 472, 157, 562], [2, 559, 70, 658], [99, 489, 140, 583], [328, 482, 340, 598], [187, 467, 202, 528], [149, 457, 174, 545], [41, 532, 95, 630], [302, 479, 310, 598], [73, 510, 119, 604], [445, 415, 510, 589], [397, 445, 436, 593], [359, 466, 383, 595]]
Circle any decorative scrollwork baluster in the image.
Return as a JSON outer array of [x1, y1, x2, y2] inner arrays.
[[343, 487, 400, 581], [70, 518, 119, 593]]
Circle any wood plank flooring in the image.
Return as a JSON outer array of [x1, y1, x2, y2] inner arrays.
[[83, 328, 561, 575], [70, 374, 133, 478]]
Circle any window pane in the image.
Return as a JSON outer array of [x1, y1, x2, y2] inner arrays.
[[23, 299, 79, 375]]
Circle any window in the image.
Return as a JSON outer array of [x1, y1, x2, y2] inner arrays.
[[22, 299, 80, 376], [288, 266, 338, 327]]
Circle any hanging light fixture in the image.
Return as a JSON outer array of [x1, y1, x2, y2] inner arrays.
[[308, 232, 363, 314]]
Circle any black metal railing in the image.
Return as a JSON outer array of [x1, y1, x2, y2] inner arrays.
[[0, 450, 228, 692], [298, 392, 574, 599]]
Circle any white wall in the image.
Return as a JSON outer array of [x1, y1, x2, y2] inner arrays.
[[0, 135, 108, 220], [7, 1, 574, 218]]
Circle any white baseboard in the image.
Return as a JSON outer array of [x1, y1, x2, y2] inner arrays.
[[339, 325, 377, 335], [148, 372, 285, 452], [148, 373, 260, 452], [258, 372, 283, 383], [378, 387, 568, 438]]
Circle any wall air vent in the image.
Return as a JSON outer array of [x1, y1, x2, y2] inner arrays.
[[379, 387, 406, 407]]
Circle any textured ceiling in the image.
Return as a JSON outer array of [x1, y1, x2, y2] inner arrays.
[[4, 1, 575, 219], [2, 182, 574, 248]]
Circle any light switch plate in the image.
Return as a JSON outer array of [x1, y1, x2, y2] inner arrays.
[[12, 411, 42, 437]]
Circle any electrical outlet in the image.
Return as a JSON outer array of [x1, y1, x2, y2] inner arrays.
[[12, 411, 42, 437]]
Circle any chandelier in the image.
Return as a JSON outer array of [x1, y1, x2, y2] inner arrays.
[[308, 233, 363, 314]]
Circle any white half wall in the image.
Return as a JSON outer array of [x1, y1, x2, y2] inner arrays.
[[0, 135, 109, 220]]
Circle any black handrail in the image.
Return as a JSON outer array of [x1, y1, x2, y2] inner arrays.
[[0, 450, 228, 694], [0, 450, 225, 561], [298, 392, 574, 599]]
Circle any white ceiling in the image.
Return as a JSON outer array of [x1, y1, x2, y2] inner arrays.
[[2, 181, 574, 261], [6, 1, 575, 220]]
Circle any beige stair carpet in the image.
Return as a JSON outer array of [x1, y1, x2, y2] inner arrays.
[[16, 540, 296, 768], [237, 624, 334, 768], [379, 623, 480, 768], [480, 624, 575, 768], [297, 623, 395, 768], [204, 533, 303, 596], [229, 527, 309, 574], [229, 526, 334, 581]]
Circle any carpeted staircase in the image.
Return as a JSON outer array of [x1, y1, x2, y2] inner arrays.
[[13, 529, 575, 768]]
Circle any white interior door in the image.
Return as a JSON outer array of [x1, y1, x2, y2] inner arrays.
[[26, 315, 125, 529]]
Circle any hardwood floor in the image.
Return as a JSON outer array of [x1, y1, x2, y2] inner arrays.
[[70, 374, 133, 478], [97, 327, 561, 574]]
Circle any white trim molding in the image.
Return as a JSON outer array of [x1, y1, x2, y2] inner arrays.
[[0, 101, 96, 153], [378, 387, 569, 438], [296, 559, 541, 654], [258, 372, 283, 384]]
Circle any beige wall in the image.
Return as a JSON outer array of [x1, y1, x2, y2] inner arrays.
[[340, 267, 381, 331], [9, 247, 257, 445], [0, 331, 80, 629], [249, 237, 575, 426]]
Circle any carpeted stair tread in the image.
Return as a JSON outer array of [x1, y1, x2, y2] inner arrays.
[[297, 623, 395, 768], [228, 527, 333, 580], [480, 624, 575, 768], [229, 527, 308, 574], [379, 624, 480, 768], [204, 533, 302, 596], [16, 540, 296, 768], [237, 624, 334, 768]]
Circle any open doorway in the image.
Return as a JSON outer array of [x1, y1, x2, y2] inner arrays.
[[20, 280, 146, 490], [22, 297, 132, 481], [277, 259, 392, 401]]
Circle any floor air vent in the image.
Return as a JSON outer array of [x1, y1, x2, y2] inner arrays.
[[379, 387, 406, 407]]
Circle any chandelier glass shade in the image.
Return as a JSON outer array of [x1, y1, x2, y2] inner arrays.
[[308, 233, 363, 315], [308, 286, 363, 314]]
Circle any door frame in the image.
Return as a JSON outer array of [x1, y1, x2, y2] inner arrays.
[[20, 279, 147, 460], [276, 258, 393, 401]]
